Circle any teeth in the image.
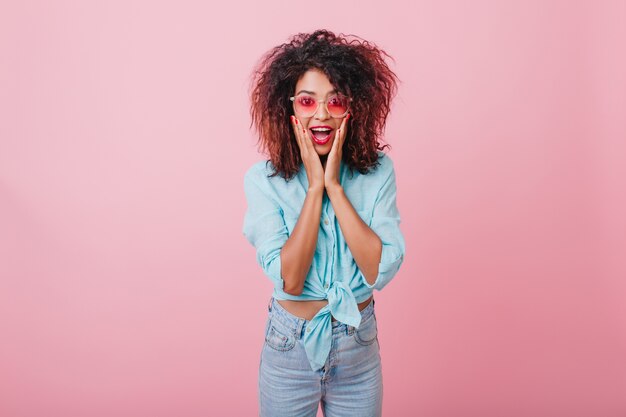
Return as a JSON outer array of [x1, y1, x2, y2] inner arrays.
[[311, 128, 331, 132]]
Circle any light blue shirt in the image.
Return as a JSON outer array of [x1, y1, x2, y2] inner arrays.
[[242, 151, 406, 371]]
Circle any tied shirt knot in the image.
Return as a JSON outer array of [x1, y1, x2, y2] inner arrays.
[[301, 281, 362, 371]]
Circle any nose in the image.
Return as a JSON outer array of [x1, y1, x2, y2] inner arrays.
[[314, 102, 330, 120]]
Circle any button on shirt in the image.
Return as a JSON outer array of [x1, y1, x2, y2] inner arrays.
[[242, 152, 406, 371]]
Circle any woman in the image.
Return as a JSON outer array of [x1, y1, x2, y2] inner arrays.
[[243, 29, 406, 417]]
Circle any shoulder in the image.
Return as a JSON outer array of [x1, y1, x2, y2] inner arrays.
[[243, 160, 296, 197], [365, 152, 397, 194], [245, 159, 274, 176], [244, 160, 276, 184], [376, 151, 395, 172], [367, 151, 396, 180]]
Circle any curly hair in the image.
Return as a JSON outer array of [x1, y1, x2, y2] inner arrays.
[[249, 29, 400, 181]]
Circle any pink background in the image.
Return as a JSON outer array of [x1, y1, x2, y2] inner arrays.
[[1, 1, 625, 416]]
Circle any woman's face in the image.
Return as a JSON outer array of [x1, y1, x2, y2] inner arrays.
[[292, 69, 349, 156]]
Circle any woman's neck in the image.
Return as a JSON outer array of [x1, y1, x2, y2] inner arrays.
[[320, 154, 328, 169]]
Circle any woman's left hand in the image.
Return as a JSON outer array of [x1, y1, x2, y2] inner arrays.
[[324, 113, 350, 190]]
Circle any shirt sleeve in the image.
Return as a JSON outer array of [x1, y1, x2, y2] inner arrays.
[[360, 157, 406, 291], [242, 167, 288, 291]]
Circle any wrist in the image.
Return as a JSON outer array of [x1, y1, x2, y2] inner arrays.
[[325, 183, 344, 197], [308, 183, 325, 194]]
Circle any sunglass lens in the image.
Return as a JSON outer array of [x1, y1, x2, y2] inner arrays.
[[295, 95, 317, 116], [328, 95, 349, 117]]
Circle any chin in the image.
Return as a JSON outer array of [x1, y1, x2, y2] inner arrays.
[[313, 140, 334, 154]]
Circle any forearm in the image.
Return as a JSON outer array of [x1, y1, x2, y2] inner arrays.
[[327, 185, 382, 285], [280, 185, 324, 295]]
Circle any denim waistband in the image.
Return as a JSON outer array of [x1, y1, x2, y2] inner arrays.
[[267, 296, 375, 339]]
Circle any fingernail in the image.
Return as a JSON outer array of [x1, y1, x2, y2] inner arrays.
[[295, 118, 298, 125]]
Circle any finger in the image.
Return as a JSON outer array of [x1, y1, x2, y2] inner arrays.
[[301, 121, 315, 152], [331, 125, 341, 154], [339, 113, 350, 148], [333, 114, 348, 154], [291, 115, 304, 153], [296, 117, 316, 158]]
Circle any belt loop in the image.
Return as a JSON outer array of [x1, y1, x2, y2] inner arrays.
[[268, 297, 272, 312]]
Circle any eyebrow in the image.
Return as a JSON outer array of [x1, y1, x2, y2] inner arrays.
[[295, 89, 338, 96]]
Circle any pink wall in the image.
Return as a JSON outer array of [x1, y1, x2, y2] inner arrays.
[[1, 1, 625, 416]]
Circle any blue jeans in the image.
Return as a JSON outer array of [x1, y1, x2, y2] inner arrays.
[[259, 296, 383, 417]]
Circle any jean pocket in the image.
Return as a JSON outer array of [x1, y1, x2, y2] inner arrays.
[[354, 314, 378, 346], [265, 319, 296, 352], [264, 316, 272, 338]]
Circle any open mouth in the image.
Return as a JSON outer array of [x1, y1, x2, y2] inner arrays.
[[310, 127, 332, 145]]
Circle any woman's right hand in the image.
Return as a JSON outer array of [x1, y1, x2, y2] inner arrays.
[[291, 115, 324, 190]]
